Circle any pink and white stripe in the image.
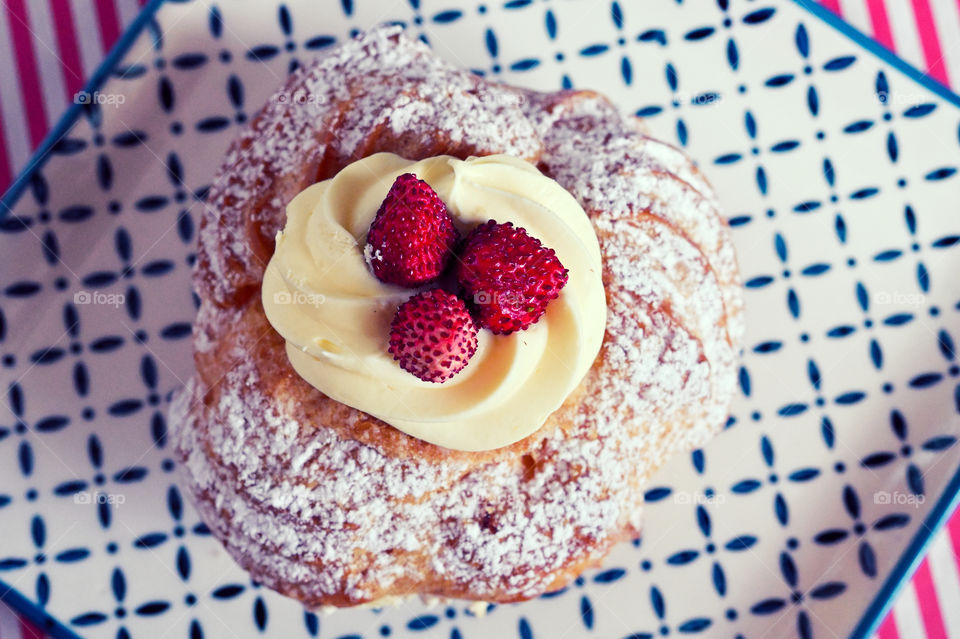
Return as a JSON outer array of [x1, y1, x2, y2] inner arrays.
[[0, 0, 143, 200], [0, 2, 959, 638], [830, 0, 960, 87], [0, 602, 46, 639], [816, 4, 960, 639]]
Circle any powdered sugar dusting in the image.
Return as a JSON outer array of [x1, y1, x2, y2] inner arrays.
[[172, 27, 743, 607], [196, 26, 541, 311], [529, 92, 744, 346]]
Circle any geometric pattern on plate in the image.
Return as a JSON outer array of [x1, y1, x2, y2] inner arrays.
[[0, 1, 958, 638]]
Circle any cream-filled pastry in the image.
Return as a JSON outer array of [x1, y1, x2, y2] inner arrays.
[[172, 26, 743, 610]]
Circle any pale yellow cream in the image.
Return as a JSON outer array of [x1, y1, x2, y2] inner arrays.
[[261, 153, 606, 451]]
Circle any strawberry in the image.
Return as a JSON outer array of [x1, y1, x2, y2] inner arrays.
[[365, 173, 458, 288], [456, 220, 568, 334], [388, 288, 478, 383]]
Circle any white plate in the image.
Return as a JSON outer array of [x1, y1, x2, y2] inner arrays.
[[1, 1, 959, 637]]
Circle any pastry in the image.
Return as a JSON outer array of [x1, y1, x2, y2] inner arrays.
[[171, 26, 744, 608]]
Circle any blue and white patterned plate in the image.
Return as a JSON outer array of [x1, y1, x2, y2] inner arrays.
[[2, 1, 959, 637]]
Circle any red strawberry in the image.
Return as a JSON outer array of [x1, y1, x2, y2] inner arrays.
[[388, 289, 478, 383], [456, 220, 568, 334], [365, 173, 458, 288]]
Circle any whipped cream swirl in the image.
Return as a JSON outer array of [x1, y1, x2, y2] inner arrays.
[[262, 153, 606, 451]]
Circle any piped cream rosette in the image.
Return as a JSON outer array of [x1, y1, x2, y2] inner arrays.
[[262, 153, 606, 451]]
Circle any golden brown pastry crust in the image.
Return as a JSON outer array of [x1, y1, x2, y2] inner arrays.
[[171, 26, 743, 608]]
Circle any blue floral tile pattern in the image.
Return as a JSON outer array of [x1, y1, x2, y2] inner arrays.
[[1, 1, 959, 638]]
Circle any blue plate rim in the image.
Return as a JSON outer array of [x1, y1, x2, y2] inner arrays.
[[0, 0, 167, 218], [0, 579, 83, 639], [0, 0, 166, 637], [0, 1, 958, 638], [782, 6, 960, 637]]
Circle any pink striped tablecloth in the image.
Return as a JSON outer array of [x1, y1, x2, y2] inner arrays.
[[0, 1, 959, 638]]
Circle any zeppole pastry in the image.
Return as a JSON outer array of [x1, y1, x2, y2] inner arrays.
[[171, 25, 744, 609]]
